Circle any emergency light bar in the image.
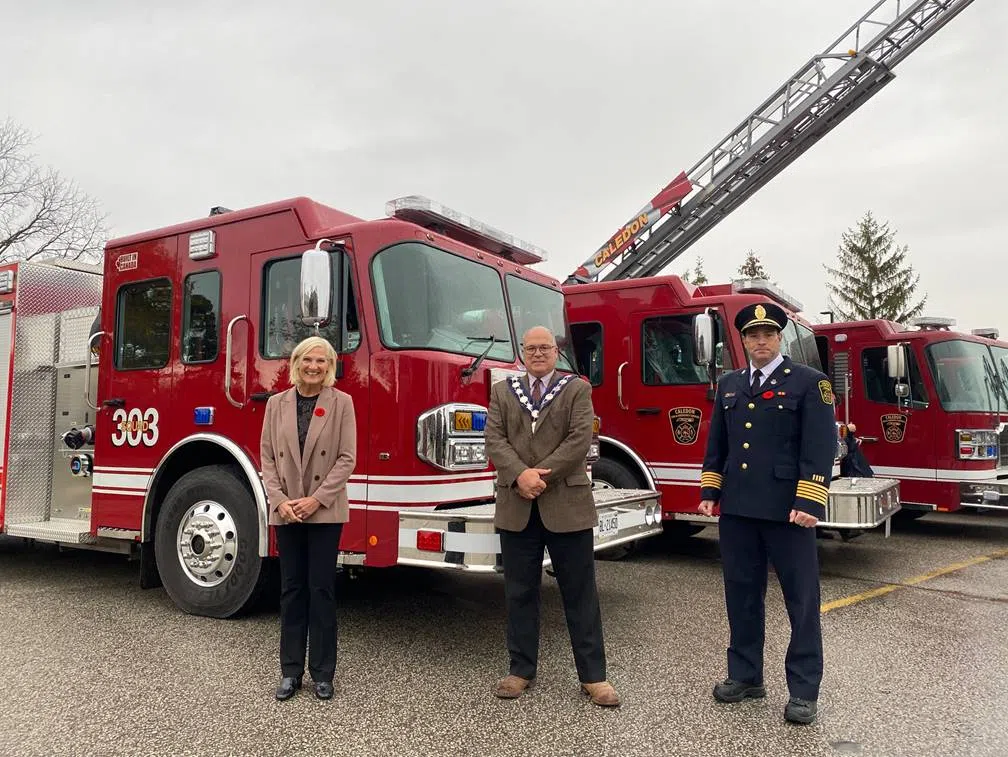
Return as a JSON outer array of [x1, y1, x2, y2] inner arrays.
[[972, 327, 1000, 340], [731, 278, 803, 313], [911, 316, 956, 331], [385, 195, 547, 266]]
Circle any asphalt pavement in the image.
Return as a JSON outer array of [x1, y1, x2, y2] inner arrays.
[[0, 510, 1005, 757]]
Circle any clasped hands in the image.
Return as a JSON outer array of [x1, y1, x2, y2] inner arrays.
[[277, 496, 322, 524], [516, 468, 551, 500]]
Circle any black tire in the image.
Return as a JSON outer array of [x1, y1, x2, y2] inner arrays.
[[662, 520, 705, 538], [154, 465, 267, 618], [591, 457, 644, 490]]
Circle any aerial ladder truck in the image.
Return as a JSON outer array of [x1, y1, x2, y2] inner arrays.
[[563, 0, 975, 537]]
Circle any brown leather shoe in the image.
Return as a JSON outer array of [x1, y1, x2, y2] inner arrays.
[[494, 675, 534, 699], [581, 681, 621, 707]]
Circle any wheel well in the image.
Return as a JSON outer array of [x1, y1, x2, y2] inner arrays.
[[143, 440, 259, 546], [597, 439, 652, 489]]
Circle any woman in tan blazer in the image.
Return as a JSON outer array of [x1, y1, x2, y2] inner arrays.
[[260, 336, 356, 701]]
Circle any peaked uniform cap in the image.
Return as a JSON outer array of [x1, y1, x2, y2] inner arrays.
[[734, 301, 788, 333]]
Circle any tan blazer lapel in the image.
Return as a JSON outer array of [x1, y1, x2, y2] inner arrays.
[[301, 388, 336, 472], [280, 390, 301, 468]]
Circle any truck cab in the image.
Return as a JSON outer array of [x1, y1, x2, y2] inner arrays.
[[565, 276, 900, 537], [816, 317, 1008, 514]]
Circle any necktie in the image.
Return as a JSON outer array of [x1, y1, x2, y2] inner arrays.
[[531, 379, 543, 404], [751, 369, 762, 394]]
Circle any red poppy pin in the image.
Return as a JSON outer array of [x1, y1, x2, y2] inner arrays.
[[314, 407, 326, 417], [762, 390, 774, 400]]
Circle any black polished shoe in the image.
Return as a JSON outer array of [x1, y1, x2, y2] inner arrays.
[[275, 676, 302, 701], [314, 681, 334, 700], [713, 678, 767, 703], [784, 697, 817, 724]]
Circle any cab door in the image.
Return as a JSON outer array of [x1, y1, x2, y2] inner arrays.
[[245, 245, 370, 553], [627, 310, 718, 506]]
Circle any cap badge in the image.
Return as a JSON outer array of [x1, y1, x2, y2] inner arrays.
[[754, 304, 766, 320]]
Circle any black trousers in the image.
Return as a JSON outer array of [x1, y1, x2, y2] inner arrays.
[[719, 514, 823, 701], [276, 523, 344, 682], [499, 502, 606, 683]]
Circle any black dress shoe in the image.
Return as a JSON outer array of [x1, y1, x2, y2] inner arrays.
[[713, 678, 767, 703], [784, 697, 817, 724], [275, 676, 302, 701], [314, 681, 334, 700]]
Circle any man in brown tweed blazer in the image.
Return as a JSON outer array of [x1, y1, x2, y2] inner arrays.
[[485, 325, 620, 708]]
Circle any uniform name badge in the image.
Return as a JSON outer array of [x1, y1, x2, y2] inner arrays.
[[509, 374, 574, 433]]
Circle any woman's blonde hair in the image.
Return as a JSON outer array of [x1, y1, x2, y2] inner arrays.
[[288, 336, 338, 388]]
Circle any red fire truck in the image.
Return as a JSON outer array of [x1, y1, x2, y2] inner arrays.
[[0, 196, 660, 618], [815, 317, 1008, 515], [565, 275, 900, 536], [559, 1, 974, 536]]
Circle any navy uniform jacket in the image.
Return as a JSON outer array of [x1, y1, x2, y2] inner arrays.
[[700, 356, 837, 521]]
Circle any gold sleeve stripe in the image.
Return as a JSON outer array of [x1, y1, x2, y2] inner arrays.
[[700, 472, 723, 489], [796, 481, 829, 506], [797, 480, 830, 498]]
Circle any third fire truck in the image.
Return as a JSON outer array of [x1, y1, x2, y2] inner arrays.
[[816, 316, 1008, 515]]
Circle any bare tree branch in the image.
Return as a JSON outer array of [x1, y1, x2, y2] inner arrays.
[[0, 118, 108, 265]]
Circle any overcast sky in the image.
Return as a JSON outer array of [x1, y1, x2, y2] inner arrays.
[[4, 1, 1004, 331]]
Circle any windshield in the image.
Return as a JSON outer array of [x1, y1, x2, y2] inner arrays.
[[988, 345, 1008, 408], [371, 242, 515, 362], [506, 275, 575, 371], [924, 339, 1001, 413]]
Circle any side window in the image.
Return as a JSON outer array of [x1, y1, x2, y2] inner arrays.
[[261, 252, 359, 358], [794, 322, 824, 372], [862, 347, 928, 405], [115, 279, 172, 370], [779, 320, 804, 363], [570, 322, 603, 386], [641, 315, 708, 386], [182, 271, 220, 364]]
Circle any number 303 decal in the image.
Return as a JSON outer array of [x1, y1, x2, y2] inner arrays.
[[110, 407, 160, 447]]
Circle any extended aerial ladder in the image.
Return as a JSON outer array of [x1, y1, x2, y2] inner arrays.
[[567, 0, 976, 284]]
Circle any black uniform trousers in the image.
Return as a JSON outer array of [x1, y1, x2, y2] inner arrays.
[[276, 522, 344, 683], [719, 514, 823, 701], [499, 502, 606, 683]]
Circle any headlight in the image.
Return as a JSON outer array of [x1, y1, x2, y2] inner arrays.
[[956, 429, 998, 461], [418, 403, 490, 471]]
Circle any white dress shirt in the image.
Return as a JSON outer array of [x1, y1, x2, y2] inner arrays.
[[750, 353, 784, 387]]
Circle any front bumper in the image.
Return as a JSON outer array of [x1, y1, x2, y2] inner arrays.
[[819, 477, 902, 530], [396, 488, 662, 571], [959, 480, 1008, 510]]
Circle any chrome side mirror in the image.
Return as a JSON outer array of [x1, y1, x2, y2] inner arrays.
[[887, 344, 908, 379], [693, 312, 714, 365], [301, 239, 333, 328]]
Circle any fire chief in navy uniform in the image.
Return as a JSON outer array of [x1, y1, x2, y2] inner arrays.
[[699, 301, 837, 725]]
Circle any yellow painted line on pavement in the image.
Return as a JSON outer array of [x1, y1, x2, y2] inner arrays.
[[820, 548, 1008, 614]]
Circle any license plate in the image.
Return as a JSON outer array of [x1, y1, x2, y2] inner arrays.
[[597, 511, 619, 538]]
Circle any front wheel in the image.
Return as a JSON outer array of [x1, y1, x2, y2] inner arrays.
[[154, 465, 267, 618]]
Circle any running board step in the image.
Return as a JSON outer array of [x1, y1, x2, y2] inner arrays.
[[5, 518, 96, 544]]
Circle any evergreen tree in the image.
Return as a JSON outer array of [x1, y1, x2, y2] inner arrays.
[[824, 211, 926, 322], [738, 249, 769, 279], [684, 257, 708, 285]]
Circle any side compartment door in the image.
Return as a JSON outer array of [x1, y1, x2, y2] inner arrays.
[[93, 240, 178, 529], [246, 246, 369, 554]]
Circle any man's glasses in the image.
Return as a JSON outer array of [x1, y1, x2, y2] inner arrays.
[[522, 345, 556, 355]]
